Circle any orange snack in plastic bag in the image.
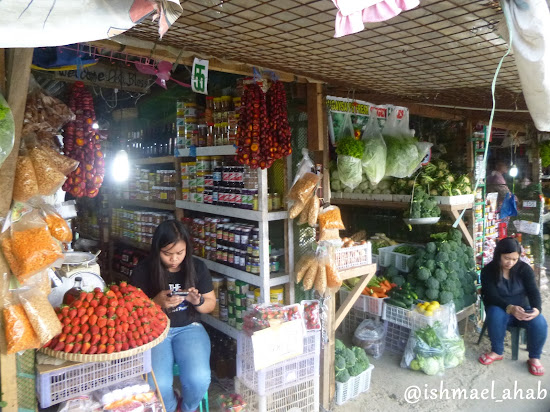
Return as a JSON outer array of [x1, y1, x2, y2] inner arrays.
[[29, 147, 67, 196], [44, 213, 72, 243], [2, 226, 63, 283], [3, 304, 40, 354], [318, 205, 345, 231], [13, 156, 39, 202]]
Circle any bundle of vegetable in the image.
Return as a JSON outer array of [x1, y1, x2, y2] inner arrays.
[[361, 277, 395, 298], [361, 115, 386, 185], [408, 229, 477, 311], [370, 234, 397, 255], [236, 80, 291, 169], [385, 281, 418, 309], [44, 282, 168, 355], [336, 137, 364, 190], [393, 245, 418, 255], [403, 187, 441, 219], [335, 339, 370, 383], [62, 82, 104, 198]]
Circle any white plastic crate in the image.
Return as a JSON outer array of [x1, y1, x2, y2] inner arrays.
[[235, 376, 319, 412], [335, 364, 374, 405], [37, 350, 152, 408], [339, 289, 386, 316], [382, 302, 414, 329], [339, 307, 379, 338], [385, 322, 411, 354], [236, 331, 320, 396], [334, 243, 372, 270], [377, 244, 417, 272]]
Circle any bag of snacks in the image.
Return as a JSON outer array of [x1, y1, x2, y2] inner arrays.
[[318, 228, 340, 242], [2, 207, 63, 284], [18, 287, 61, 345], [32, 201, 73, 243], [29, 146, 67, 195], [26, 270, 52, 296], [23, 135, 79, 176], [3, 290, 40, 354], [302, 300, 321, 330], [325, 252, 342, 289], [318, 205, 345, 231], [12, 155, 39, 202], [287, 149, 321, 206]]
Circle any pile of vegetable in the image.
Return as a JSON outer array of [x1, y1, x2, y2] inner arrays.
[[392, 245, 418, 255], [370, 234, 397, 255], [386, 281, 417, 308], [391, 160, 473, 196], [408, 229, 477, 311], [361, 277, 395, 298], [335, 339, 370, 383], [541, 140, 550, 168], [402, 320, 465, 375], [403, 187, 441, 219], [415, 301, 441, 317]]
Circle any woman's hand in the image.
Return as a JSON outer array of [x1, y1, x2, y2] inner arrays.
[[153, 290, 185, 309], [510, 305, 539, 321], [185, 287, 201, 306]]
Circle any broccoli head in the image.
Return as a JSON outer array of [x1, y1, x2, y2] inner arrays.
[[438, 242, 451, 254], [426, 242, 437, 254], [417, 267, 431, 281], [441, 279, 455, 291], [348, 363, 366, 377], [393, 275, 406, 287], [335, 355, 346, 372], [426, 277, 440, 291], [336, 369, 351, 383], [439, 291, 453, 304], [386, 265, 400, 279], [352, 346, 370, 368], [415, 285, 426, 300], [448, 228, 462, 243], [416, 248, 427, 260], [434, 268, 447, 282], [426, 288, 439, 301], [424, 260, 436, 272], [343, 348, 356, 368], [436, 251, 449, 263], [335, 339, 346, 354]]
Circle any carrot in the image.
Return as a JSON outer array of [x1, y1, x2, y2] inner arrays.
[[371, 292, 380, 298], [384, 280, 393, 289], [370, 286, 387, 294], [377, 293, 388, 298]]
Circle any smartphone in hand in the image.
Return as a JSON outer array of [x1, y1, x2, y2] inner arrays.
[[169, 291, 189, 297], [525, 309, 534, 314]]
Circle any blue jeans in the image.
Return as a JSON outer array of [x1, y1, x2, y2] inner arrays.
[[486, 305, 548, 359], [150, 323, 211, 412]]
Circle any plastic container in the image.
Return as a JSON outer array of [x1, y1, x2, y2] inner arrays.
[[270, 287, 284, 305], [335, 365, 374, 405], [339, 289, 386, 317], [377, 244, 418, 273], [226, 278, 236, 292], [334, 243, 372, 270]]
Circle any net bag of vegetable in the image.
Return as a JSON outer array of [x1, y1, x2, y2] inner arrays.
[[361, 113, 386, 185]]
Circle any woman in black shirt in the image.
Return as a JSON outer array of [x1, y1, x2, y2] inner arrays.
[[131, 220, 215, 412], [479, 237, 547, 376]]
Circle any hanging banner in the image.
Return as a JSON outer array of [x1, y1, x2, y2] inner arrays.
[[192, 58, 209, 95]]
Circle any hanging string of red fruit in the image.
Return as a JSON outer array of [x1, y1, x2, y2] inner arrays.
[[235, 80, 291, 169], [62, 82, 105, 198]]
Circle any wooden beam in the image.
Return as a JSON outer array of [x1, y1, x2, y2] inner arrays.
[[307, 83, 325, 151], [0, 47, 33, 412], [0, 49, 5, 95], [334, 271, 375, 329], [320, 292, 335, 411], [450, 209, 474, 248], [92, 37, 320, 84]]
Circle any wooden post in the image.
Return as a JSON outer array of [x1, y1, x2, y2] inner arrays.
[[307, 83, 325, 152], [0, 47, 33, 412]]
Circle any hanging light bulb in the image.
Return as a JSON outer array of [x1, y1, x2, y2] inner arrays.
[[509, 164, 518, 177], [112, 150, 129, 182]]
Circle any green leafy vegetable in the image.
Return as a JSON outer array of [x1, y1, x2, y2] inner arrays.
[[336, 137, 364, 159]]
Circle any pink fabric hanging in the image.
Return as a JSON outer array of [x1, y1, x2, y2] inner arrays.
[[333, 0, 420, 38]]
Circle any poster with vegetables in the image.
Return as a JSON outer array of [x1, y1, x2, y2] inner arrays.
[[327, 96, 372, 145]]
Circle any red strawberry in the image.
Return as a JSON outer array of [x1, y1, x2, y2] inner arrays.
[[75, 333, 84, 343], [90, 299, 99, 308], [89, 314, 98, 326], [109, 299, 118, 308], [57, 313, 64, 321], [73, 300, 83, 309], [68, 309, 77, 320], [106, 344, 115, 354], [122, 342, 129, 351], [94, 287, 103, 294], [82, 301, 90, 309], [129, 340, 137, 349], [97, 317, 107, 328], [100, 297, 108, 306], [88, 345, 98, 355], [81, 342, 91, 354], [97, 344, 106, 354], [107, 318, 115, 328], [71, 325, 80, 335], [83, 332, 91, 343], [95, 306, 107, 317], [72, 317, 81, 326], [126, 331, 133, 340], [91, 325, 100, 335], [137, 326, 145, 336], [87, 307, 94, 317], [63, 325, 72, 335], [108, 337, 115, 345], [58, 333, 67, 342], [133, 331, 140, 340], [107, 328, 115, 338], [115, 342, 122, 352], [110, 285, 119, 292], [91, 334, 101, 345], [107, 307, 116, 317], [136, 338, 143, 346], [100, 335, 109, 345], [66, 334, 76, 344], [61, 306, 70, 316], [100, 326, 107, 336], [64, 343, 74, 353], [72, 342, 82, 353], [80, 324, 90, 334], [54, 341, 65, 351], [79, 291, 87, 301], [86, 292, 94, 302], [122, 323, 129, 333], [77, 307, 86, 317], [119, 281, 128, 288]]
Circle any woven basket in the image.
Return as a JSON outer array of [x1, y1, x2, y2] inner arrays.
[[39, 319, 170, 362]]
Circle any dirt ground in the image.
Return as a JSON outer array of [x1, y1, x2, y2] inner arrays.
[[333, 288, 550, 412]]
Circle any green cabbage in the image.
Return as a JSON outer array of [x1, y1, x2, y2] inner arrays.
[[384, 136, 420, 178], [337, 155, 362, 189]]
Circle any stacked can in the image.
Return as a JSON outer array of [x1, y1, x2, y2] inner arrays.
[[176, 101, 200, 150]]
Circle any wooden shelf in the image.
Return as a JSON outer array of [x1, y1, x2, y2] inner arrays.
[[113, 199, 176, 211], [196, 257, 290, 287], [339, 264, 377, 281], [201, 313, 241, 340], [112, 237, 151, 252], [131, 156, 176, 165], [331, 198, 473, 212], [176, 145, 236, 157], [176, 200, 288, 221]]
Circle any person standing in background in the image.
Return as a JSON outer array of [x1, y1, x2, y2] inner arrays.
[[486, 161, 511, 207]]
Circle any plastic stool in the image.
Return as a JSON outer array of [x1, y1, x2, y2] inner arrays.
[[477, 322, 527, 360], [173, 364, 210, 412]]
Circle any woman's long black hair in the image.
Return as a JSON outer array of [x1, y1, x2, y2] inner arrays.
[[149, 220, 196, 295], [490, 237, 522, 278]]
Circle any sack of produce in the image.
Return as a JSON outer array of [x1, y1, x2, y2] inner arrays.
[[0, 92, 15, 169], [1, 207, 63, 284], [361, 113, 386, 185], [353, 319, 386, 359]]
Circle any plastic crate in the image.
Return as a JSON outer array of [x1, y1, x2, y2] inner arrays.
[[236, 331, 320, 396], [37, 350, 152, 408], [377, 245, 417, 272], [334, 243, 372, 270], [339, 289, 386, 316], [335, 364, 374, 405], [382, 302, 414, 329], [339, 307, 379, 338], [235, 376, 319, 412], [385, 322, 411, 354]]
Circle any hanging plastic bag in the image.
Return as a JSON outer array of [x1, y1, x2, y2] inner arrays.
[[28, 145, 67, 196], [325, 250, 342, 289], [361, 113, 387, 185], [2, 207, 64, 284], [500, 192, 518, 218], [0, 92, 15, 169], [437, 302, 465, 369], [337, 112, 356, 142], [400, 319, 446, 376], [31, 200, 73, 243], [18, 287, 62, 345], [336, 135, 363, 190], [288, 149, 320, 220], [318, 205, 346, 232], [12, 153, 39, 202], [352, 319, 386, 359], [2, 280, 41, 354]]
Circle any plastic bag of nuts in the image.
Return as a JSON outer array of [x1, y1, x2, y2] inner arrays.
[[18, 287, 62, 345]]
